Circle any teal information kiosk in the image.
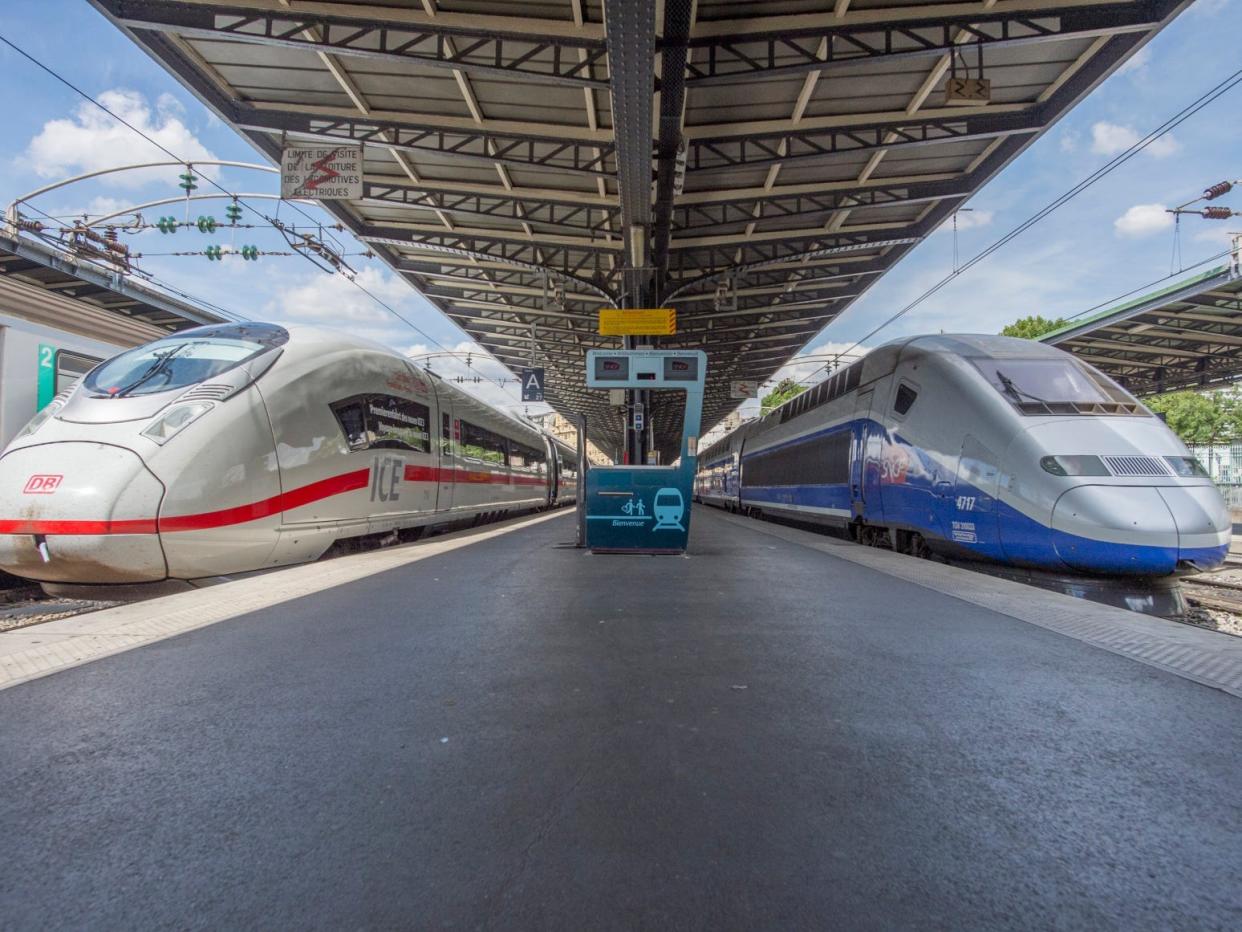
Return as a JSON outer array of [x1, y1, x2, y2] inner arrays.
[[584, 349, 706, 553]]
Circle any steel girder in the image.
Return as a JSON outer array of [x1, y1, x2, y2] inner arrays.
[[672, 181, 968, 232], [666, 229, 921, 278], [98, 0, 610, 88], [604, 0, 657, 306], [362, 181, 619, 236], [678, 2, 1167, 85], [685, 110, 1043, 174], [360, 226, 620, 279], [651, 0, 695, 283], [234, 107, 615, 178]]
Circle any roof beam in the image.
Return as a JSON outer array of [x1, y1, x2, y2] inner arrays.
[[685, 109, 1042, 174], [679, 1, 1162, 86], [100, 0, 609, 87], [362, 181, 619, 235], [651, 0, 695, 284], [604, 0, 657, 305], [237, 105, 613, 178]]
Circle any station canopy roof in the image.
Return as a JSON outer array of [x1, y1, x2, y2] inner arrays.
[[94, 0, 1191, 456], [0, 229, 227, 331], [1045, 253, 1242, 396]]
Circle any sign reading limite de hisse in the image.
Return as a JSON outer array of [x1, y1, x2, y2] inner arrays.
[[280, 144, 363, 199], [598, 308, 676, 336], [730, 380, 759, 399]]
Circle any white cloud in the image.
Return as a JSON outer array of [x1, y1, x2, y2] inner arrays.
[[1114, 203, 1173, 238], [933, 208, 994, 234], [1116, 45, 1151, 75], [1059, 130, 1079, 153], [1090, 121, 1178, 158], [268, 266, 411, 324], [23, 89, 218, 188], [1188, 0, 1231, 15], [1192, 227, 1240, 248]]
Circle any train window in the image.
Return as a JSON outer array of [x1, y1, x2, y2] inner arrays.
[[368, 396, 431, 453], [331, 400, 369, 451], [742, 430, 851, 487], [845, 365, 861, 392], [510, 441, 545, 471], [893, 383, 918, 417], [85, 323, 287, 398], [460, 421, 508, 466], [55, 350, 100, 394], [442, 412, 453, 457]]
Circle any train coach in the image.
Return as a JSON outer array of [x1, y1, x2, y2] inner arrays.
[[0, 322, 578, 589], [696, 334, 1230, 579]]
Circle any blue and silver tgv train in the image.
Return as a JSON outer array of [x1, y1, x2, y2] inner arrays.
[[695, 334, 1231, 577]]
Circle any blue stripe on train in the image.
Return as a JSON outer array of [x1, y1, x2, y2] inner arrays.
[[741, 483, 1227, 577]]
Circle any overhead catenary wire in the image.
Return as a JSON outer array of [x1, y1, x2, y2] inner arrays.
[[13, 197, 251, 323], [810, 62, 1242, 380], [0, 33, 528, 405]]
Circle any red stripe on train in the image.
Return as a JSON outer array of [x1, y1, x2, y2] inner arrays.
[[1, 465, 548, 536], [0, 518, 159, 535], [158, 468, 372, 532]]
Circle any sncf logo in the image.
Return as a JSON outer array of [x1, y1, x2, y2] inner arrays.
[[23, 474, 63, 494]]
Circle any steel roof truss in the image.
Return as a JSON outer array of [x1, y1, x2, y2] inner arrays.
[[102, 0, 610, 88]]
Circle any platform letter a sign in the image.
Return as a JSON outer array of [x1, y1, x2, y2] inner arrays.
[[521, 368, 545, 402]]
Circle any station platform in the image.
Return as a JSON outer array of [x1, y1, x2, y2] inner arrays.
[[2, 507, 1240, 928]]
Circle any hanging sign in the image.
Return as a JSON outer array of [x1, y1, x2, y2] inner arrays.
[[280, 144, 363, 199], [599, 308, 676, 336], [730, 380, 759, 399], [521, 367, 545, 402]]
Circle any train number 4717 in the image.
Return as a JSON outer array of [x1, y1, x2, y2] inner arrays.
[[955, 495, 976, 511]]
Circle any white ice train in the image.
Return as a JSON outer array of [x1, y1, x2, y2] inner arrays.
[[0, 322, 578, 588], [696, 334, 1231, 580]]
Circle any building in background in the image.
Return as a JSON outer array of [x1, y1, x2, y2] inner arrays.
[[528, 411, 611, 465]]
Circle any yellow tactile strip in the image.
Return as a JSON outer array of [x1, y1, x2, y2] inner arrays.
[[712, 510, 1242, 700], [0, 510, 572, 691]]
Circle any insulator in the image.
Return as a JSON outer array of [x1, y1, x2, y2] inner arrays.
[[1204, 181, 1233, 200], [1203, 206, 1233, 220], [104, 227, 118, 243]]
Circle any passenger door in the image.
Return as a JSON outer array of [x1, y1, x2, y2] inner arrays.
[[950, 435, 1001, 558], [851, 389, 874, 518], [438, 409, 455, 512]]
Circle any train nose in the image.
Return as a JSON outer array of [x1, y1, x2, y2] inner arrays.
[[1051, 485, 1230, 575], [1156, 485, 1232, 570], [0, 442, 167, 583]]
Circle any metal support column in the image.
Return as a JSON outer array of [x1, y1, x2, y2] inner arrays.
[[604, 0, 656, 466]]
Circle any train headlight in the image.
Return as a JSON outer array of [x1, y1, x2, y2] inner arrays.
[[1164, 456, 1210, 478], [1040, 455, 1110, 477], [141, 401, 213, 445], [14, 399, 66, 440]]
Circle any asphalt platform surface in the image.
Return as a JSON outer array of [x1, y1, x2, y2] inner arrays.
[[1, 507, 1240, 929]]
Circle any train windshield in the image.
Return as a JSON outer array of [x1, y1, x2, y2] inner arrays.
[[85, 323, 288, 398], [972, 357, 1146, 415]]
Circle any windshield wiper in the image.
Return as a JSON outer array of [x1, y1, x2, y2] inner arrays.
[[114, 345, 187, 397], [995, 370, 1051, 406]]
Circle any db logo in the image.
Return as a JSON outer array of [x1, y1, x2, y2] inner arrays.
[[23, 474, 63, 494]]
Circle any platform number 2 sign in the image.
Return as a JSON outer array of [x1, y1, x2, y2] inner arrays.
[[37, 344, 57, 410]]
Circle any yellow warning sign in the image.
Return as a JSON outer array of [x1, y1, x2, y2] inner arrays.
[[599, 308, 677, 336]]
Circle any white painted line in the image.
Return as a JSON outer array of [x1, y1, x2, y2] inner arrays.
[[711, 510, 1242, 700], [0, 509, 572, 691]]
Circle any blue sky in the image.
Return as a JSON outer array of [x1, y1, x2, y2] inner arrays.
[[1, 0, 1240, 425]]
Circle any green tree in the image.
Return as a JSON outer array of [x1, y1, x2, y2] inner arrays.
[[761, 378, 807, 414], [1145, 390, 1242, 446], [1000, 315, 1070, 340]]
